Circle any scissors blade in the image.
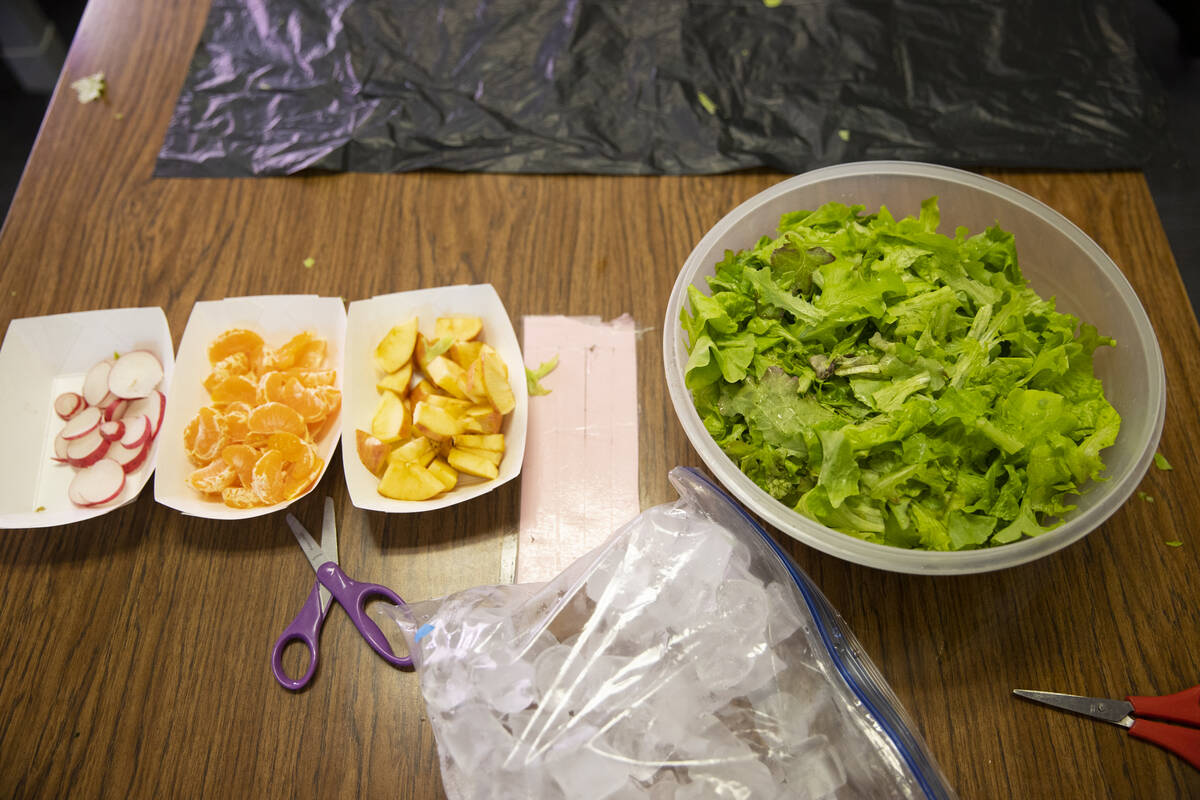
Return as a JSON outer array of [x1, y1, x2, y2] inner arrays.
[[1014, 689, 1135, 728], [322, 496, 338, 565], [286, 513, 332, 574]]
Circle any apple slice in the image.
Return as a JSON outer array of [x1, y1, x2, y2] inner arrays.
[[371, 390, 411, 443], [434, 315, 483, 342], [374, 317, 419, 373], [82, 360, 114, 406], [119, 413, 153, 450], [124, 390, 166, 438], [68, 459, 126, 507], [447, 447, 500, 480], [108, 350, 164, 399], [61, 406, 102, 440], [66, 428, 111, 468], [481, 350, 515, 414], [54, 392, 84, 420], [98, 420, 126, 442], [378, 460, 446, 501], [355, 429, 391, 477]]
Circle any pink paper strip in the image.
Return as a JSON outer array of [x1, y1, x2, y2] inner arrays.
[[517, 315, 640, 584]]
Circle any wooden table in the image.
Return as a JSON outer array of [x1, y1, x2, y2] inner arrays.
[[2, 0, 1198, 797]]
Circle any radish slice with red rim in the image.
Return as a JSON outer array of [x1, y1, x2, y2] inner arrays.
[[69, 459, 126, 506], [61, 406, 102, 440], [66, 428, 110, 468], [119, 414, 152, 449], [98, 420, 125, 442], [54, 392, 84, 420], [109, 437, 151, 473], [108, 350, 163, 399], [124, 390, 165, 438], [52, 432, 70, 463], [103, 398, 128, 422], [82, 361, 114, 406]]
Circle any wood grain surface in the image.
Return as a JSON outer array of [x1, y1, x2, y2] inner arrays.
[[1, 0, 1198, 797]]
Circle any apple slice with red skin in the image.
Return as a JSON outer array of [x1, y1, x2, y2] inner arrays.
[[66, 428, 111, 468], [61, 406, 103, 440], [68, 459, 126, 507], [108, 350, 163, 400], [54, 392, 84, 420]]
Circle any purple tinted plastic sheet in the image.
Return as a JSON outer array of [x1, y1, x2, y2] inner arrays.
[[155, 0, 1166, 177]]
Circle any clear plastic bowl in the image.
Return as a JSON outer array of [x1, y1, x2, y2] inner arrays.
[[663, 161, 1166, 574]]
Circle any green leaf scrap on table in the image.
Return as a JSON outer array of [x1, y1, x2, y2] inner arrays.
[[526, 355, 559, 396], [71, 72, 106, 104], [681, 197, 1121, 551], [1166, 540, 1183, 548], [1154, 452, 1172, 471]]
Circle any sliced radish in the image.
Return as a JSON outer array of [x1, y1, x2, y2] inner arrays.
[[119, 414, 152, 449], [124, 390, 166, 438], [52, 431, 71, 463], [66, 428, 110, 468], [82, 361, 114, 406], [98, 420, 125, 442], [61, 406, 102, 440], [108, 350, 163, 399], [102, 397, 128, 422], [68, 459, 126, 507], [109, 436, 151, 473], [54, 392, 84, 420]]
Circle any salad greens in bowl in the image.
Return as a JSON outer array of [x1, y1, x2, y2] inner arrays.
[[664, 162, 1165, 574]]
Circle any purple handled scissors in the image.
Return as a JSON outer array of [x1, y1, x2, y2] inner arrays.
[[271, 497, 411, 690]]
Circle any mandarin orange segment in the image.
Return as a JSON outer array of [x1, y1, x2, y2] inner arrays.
[[263, 332, 315, 371], [220, 487, 261, 509], [186, 459, 237, 493], [220, 407, 251, 444], [250, 449, 287, 505], [286, 368, 337, 387], [247, 401, 307, 438], [286, 456, 322, 500], [266, 431, 312, 464], [295, 338, 327, 369], [220, 443, 261, 488], [208, 328, 264, 365], [209, 374, 258, 407], [191, 406, 228, 464]]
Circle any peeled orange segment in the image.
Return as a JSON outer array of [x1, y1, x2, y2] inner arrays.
[[183, 415, 200, 462], [186, 459, 237, 493], [287, 456, 323, 500], [220, 406, 251, 444], [277, 377, 329, 423], [220, 486, 261, 509], [316, 386, 342, 417], [208, 329, 265, 365], [250, 449, 288, 505], [247, 402, 307, 438], [191, 406, 228, 464], [262, 331, 316, 371], [294, 338, 327, 369], [267, 431, 312, 465], [259, 370, 289, 405], [220, 443, 261, 488], [285, 368, 337, 387], [209, 374, 258, 407]]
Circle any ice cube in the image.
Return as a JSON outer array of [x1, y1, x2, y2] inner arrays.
[[479, 657, 538, 715], [781, 735, 846, 799], [437, 702, 514, 773]]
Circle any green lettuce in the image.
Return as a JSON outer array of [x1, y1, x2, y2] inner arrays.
[[681, 198, 1120, 550]]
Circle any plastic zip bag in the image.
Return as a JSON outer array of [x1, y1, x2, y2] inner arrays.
[[382, 467, 956, 799]]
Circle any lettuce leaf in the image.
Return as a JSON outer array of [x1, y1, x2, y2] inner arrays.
[[683, 197, 1120, 550]]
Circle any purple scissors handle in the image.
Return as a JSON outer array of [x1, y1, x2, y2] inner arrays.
[[315, 561, 413, 670], [270, 582, 329, 690]]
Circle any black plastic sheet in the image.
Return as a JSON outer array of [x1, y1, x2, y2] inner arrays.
[[156, 0, 1167, 177]]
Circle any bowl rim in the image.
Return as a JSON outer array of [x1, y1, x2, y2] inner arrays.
[[663, 160, 1166, 574]]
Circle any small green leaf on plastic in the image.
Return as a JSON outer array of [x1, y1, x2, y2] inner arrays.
[[1154, 452, 1172, 471], [113, 351, 120, 360], [697, 91, 717, 115], [1165, 540, 1183, 548], [526, 355, 560, 396], [113, 111, 124, 120], [837, 129, 850, 141], [35, 506, 45, 512], [763, 0, 782, 6], [71, 72, 106, 104], [303, 256, 315, 269]]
